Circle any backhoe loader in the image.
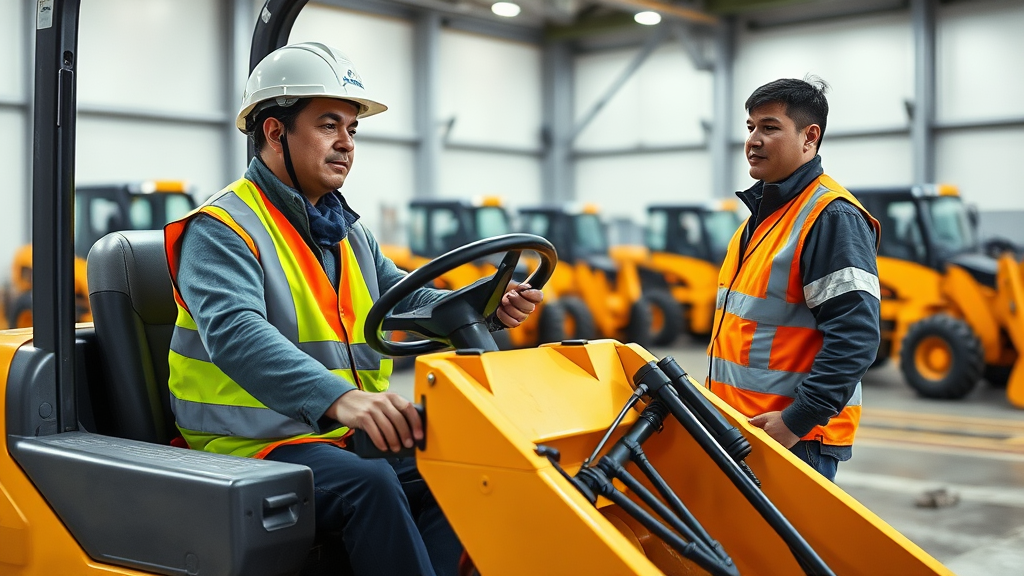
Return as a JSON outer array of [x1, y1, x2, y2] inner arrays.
[[855, 184, 1024, 406], [633, 199, 744, 339], [1, 2, 952, 575], [520, 204, 681, 348], [4, 180, 195, 328]]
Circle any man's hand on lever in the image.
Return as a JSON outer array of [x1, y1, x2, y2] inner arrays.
[[328, 390, 424, 453]]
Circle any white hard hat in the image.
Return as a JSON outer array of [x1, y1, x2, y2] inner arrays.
[[236, 42, 387, 133]]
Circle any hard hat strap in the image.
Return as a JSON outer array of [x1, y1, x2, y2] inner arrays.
[[280, 132, 305, 199]]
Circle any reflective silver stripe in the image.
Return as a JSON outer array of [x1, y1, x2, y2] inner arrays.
[[170, 394, 314, 439], [711, 357, 805, 397], [765, 183, 831, 301], [349, 223, 379, 300], [747, 324, 776, 370], [298, 341, 383, 371], [214, 193, 300, 341], [349, 343, 386, 370], [716, 286, 728, 310], [803, 266, 880, 308], [719, 290, 818, 329], [171, 327, 210, 362], [712, 357, 863, 408]]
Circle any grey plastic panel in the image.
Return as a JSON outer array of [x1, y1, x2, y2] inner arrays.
[[10, 432, 315, 576]]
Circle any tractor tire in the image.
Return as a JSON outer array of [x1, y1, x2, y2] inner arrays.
[[899, 315, 983, 399], [535, 300, 567, 345], [624, 295, 655, 348], [8, 291, 32, 329], [983, 364, 1012, 388], [561, 296, 597, 341], [645, 290, 684, 347]]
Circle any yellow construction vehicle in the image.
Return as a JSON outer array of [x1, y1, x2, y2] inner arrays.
[[0, 2, 952, 575], [381, 197, 582, 350], [856, 184, 1024, 406], [4, 180, 195, 328], [520, 204, 680, 348], [634, 199, 744, 339]]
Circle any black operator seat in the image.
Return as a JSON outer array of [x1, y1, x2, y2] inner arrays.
[[87, 230, 179, 444]]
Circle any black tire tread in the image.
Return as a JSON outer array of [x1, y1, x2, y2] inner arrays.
[[899, 314, 983, 399]]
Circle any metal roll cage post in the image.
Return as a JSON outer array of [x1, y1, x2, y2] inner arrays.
[[537, 358, 835, 576], [247, 0, 310, 162]]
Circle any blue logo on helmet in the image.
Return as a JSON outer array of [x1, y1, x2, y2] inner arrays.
[[342, 69, 364, 90]]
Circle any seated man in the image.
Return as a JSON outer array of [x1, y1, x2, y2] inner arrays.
[[164, 42, 543, 576]]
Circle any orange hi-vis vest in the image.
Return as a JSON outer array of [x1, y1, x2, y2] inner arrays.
[[708, 174, 880, 446], [164, 178, 392, 458]]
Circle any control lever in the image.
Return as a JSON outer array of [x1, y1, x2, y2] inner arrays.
[[349, 403, 426, 459]]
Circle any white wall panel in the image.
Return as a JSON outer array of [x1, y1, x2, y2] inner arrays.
[[575, 44, 713, 150], [0, 0, 24, 100], [78, 0, 224, 114], [291, 5, 416, 138], [728, 137, 912, 193], [936, 129, 1023, 210], [576, 151, 712, 223], [438, 31, 543, 149], [817, 137, 913, 189], [0, 111, 27, 280], [75, 118, 226, 203], [337, 140, 416, 239], [438, 151, 541, 206], [937, 0, 1024, 123], [733, 12, 913, 140]]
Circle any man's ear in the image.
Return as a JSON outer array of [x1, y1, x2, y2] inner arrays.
[[263, 117, 285, 154], [804, 124, 822, 152]]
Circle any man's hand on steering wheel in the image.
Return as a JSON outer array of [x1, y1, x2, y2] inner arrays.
[[495, 282, 544, 328], [327, 390, 424, 453]]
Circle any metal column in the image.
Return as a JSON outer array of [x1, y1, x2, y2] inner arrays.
[[227, 0, 254, 177], [413, 11, 441, 198], [542, 39, 574, 203], [710, 17, 735, 197], [911, 0, 936, 184]]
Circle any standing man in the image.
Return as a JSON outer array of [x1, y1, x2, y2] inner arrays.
[[708, 77, 880, 481], [164, 42, 542, 576]]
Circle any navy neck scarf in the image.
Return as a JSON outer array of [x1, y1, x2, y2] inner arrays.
[[305, 192, 349, 248]]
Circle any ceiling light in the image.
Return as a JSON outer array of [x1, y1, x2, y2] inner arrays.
[[634, 11, 662, 25], [491, 2, 521, 17]]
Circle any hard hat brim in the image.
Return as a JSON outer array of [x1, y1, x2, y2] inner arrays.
[[236, 95, 388, 133]]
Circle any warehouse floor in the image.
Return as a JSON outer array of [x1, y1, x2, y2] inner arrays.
[[390, 338, 1024, 575]]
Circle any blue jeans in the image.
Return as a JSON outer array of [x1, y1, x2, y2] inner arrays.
[[266, 442, 461, 576], [790, 441, 850, 482]]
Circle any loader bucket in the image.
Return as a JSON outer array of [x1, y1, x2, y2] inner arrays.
[[412, 340, 951, 576]]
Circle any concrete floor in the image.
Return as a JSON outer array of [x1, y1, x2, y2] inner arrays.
[[389, 337, 1024, 576]]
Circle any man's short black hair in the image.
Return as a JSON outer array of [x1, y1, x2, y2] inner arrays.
[[745, 76, 830, 150], [248, 98, 313, 153]]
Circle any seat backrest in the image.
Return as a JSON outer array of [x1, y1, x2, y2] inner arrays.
[[87, 230, 178, 444]]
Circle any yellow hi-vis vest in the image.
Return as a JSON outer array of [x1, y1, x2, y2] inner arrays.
[[164, 178, 392, 459], [708, 174, 880, 446]]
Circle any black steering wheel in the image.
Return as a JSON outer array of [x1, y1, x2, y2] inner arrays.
[[364, 233, 557, 357]]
